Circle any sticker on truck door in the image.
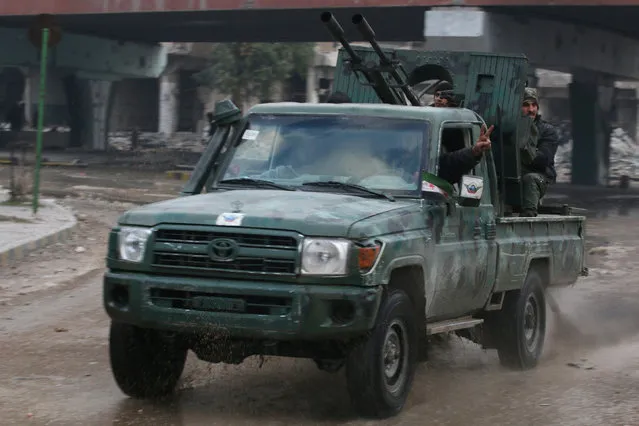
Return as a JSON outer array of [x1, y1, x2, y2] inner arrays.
[[242, 129, 260, 140], [216, 212, 245, 226], [460, 175, 484, 199]]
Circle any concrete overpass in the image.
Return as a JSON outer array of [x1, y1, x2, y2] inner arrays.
[[1, 0, 639, 186]]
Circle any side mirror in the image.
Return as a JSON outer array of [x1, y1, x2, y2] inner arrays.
[[180, 100, 243, 197], [459, 175, 483, 207], [211, 99, 243, 125]]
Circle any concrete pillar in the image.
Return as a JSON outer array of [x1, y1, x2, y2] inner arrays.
[[568, 72, 613, 186], [62, 75, 113, 150], [306, 65, 318, 104], [627, 92, 638, 141], [88, 80, 112, 150], [636, 87, 639, 140], [599, 82, 616, 185], [159, 71, 179, 135], [615, 87, 638, 140], [20, 67, 32, 127]]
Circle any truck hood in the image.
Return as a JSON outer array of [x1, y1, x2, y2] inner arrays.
[[118, 189, 421, 238]]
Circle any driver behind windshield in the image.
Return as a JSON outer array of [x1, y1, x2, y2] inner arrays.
[[221, 114, 426, 194], [273, 134, 398, 181]]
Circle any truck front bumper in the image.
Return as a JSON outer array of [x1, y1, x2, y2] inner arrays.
[[103, 271, 382, 340]]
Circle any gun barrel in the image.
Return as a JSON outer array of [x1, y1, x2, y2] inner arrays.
[[320, 11, 405, 105], [351, 13, 421, 106], [320, 12, 362, 62], [352, 14, 386, 60], [321, 12, 346, 41], [352, 13, 375, 42]]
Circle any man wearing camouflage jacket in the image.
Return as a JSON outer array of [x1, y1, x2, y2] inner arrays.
[[520, 87, 560, 217]]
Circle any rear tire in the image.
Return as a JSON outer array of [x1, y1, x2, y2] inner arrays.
[[345, 288, 418, 418], [491, 268, 547, 370], [109, 321, 188, 399]]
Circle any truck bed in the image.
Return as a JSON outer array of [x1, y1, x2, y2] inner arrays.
[[492, 214, 586, 292]]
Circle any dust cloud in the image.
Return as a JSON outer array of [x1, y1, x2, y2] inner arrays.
[[542, 219, 639, 359]]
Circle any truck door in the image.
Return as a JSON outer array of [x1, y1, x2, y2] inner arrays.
[[454, 122, 498, 315], [427, 123, 469, 320], [428, 123, 498, 319]]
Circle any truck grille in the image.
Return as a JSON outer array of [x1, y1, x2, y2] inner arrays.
[[151, 228, 300, 275], [155, 229, 297, 249], [149, 288, 292, 316]]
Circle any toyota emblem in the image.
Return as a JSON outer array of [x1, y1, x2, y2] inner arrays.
[[208, 238, 239, 262]]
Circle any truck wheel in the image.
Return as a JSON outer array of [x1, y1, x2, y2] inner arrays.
[[345, 288, 418, 418], [109, 321, 188, 399], [494, 268, 547, 370]]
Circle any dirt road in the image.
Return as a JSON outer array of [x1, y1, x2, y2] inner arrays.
[[1, 197, 639, 426]]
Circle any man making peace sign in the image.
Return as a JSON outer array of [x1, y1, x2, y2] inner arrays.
[[437, 124, 493, 186]]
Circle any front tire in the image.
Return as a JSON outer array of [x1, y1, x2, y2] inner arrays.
[[492, 268, 547, 369], [109, 321, 188, 399], [345, 288, 418, 418]]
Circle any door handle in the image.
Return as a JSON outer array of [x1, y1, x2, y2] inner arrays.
[[485, 223, 496, 240]]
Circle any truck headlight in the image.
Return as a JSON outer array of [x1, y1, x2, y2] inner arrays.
[[118, 226, 152, 263], [301, 238, 350, 276]]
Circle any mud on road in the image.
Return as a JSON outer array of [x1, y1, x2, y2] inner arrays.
[[1, 195, 639, 426]]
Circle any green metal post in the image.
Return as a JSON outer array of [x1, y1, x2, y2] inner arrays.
[[32, 27, 50, 214]]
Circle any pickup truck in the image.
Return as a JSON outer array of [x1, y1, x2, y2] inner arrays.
[[103, 12, 587, 420]]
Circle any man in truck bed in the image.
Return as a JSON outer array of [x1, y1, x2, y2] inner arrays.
[[520, 87, 560, 217]]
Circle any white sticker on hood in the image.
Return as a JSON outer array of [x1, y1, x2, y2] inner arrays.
[[216, 212, 245, 226], [242, 129, 259, 140]]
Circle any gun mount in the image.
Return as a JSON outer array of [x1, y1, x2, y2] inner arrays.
[[322, 10, 536, 215], [320, 12, 421, 107]]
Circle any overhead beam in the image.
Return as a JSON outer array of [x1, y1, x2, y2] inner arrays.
[[0, 26, 167, 79], [3, 0, 639, 15]]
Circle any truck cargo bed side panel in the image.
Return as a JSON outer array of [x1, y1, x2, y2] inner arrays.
[[493, 216, 586, 292]]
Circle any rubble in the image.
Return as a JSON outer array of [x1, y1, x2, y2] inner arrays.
[[555, 127, 639, 182], [108, 131, 207, 153]]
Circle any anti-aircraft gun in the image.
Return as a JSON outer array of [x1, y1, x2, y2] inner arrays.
[[320, 11, 535, 215], [320, 12, 464, 107], [320, 12, 422, 107]]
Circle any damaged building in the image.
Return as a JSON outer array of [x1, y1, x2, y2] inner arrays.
[[1, 41, 638, 152]]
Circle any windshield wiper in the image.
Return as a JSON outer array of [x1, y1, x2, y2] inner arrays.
[[302, 181, 395, 201], [218, 178, 297, 191]]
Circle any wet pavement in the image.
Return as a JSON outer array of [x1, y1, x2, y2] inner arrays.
[[0, 171, 639, 425]]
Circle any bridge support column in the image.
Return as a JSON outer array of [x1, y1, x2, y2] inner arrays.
[[159, 71, 179, 135], [306, 64, 319, 104], [19, 67, 32, 127], [626, 90, 637, 140], [63, 75, 113, 150], [615, 87, 638, 141], [569, 72, 614, 186], [87, 80, 113, 151]]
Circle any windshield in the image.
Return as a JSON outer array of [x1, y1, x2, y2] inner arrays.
[[215, 113, 429, 196]]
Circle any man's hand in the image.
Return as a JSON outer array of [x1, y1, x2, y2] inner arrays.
[[472, 124, 494, 157]]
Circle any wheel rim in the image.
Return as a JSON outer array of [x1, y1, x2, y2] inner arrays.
[[382, 318, 409, 397], [523, 292, 541, 353]]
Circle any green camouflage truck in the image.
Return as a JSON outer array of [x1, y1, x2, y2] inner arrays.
[[103, 12, 588, 419]]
